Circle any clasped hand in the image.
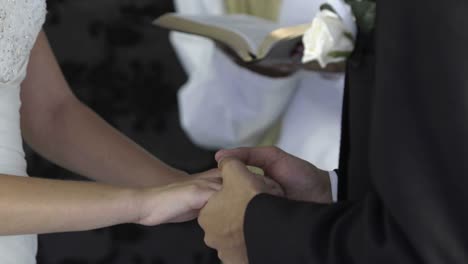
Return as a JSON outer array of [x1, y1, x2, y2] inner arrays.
[[198, 146, 332, 264]]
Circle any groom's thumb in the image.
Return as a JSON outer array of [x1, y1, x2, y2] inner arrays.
[[218, 158, 251, 185]]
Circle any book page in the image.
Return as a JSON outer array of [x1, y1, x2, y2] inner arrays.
[[257, 24, 309, 59], [176, 14, 279, 54]]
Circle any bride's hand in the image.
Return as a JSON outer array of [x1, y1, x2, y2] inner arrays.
[[134, 169, 222, 225]]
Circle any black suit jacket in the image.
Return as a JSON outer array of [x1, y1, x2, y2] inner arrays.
[[244, 0, 468, 263]]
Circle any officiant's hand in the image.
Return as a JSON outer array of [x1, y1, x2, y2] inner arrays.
[[198, 158, 283, 264], [217, 43, 344, 77], [216, 43, 300, 77], [215, 147, 332, 203]]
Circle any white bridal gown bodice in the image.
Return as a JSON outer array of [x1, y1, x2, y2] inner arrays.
[[0, 0, 47, 263]]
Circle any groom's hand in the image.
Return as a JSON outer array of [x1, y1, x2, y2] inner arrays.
[[198, 158, 283, 264], [216, 147, 333, 203]]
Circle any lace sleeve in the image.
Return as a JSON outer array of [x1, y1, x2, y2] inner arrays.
[[0, 0, 47, 84]]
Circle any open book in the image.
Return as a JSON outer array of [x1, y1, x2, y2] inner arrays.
[[154, 13, 309, 63]]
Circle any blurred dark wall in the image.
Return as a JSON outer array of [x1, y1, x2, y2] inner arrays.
[[29, 1, 218, 263]]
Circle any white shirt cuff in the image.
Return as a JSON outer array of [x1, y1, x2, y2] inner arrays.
[[328, 170, 339, 202]]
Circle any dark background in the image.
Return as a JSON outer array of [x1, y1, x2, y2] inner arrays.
[[27, 0, 219, 263]]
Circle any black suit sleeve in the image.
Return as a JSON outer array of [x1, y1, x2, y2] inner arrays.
[[244, 0, 468, 263]]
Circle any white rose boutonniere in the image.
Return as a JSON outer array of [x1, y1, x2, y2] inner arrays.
[[302, 0, 374, 68]]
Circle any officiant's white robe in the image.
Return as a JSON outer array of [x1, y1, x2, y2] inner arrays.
[[171, 0, 344, 172]]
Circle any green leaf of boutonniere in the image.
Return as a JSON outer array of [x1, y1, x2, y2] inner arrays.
[[328, 50, 353, 58], [320, 3, 337, 13], [343, 31, 355, 42], [345, 0, 376, 33]]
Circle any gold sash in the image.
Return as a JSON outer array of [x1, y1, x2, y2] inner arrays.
[[224, 0, 282, 21], [224, 0, 284, 150]]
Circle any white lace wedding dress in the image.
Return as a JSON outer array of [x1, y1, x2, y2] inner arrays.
[[0, 0, 47, 263]]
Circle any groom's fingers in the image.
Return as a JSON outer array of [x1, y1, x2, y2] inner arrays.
[[219, 158, 285, 197], [263, 176, 285, 196], [218, 158, 253, 185], [218, 157, 250, 183], [216, 147, 285, 171]]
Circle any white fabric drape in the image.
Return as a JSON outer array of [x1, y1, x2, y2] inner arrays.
[[171, 0, 344, 171]]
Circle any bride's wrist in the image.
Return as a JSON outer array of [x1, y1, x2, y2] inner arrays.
[[118, 187, 153, 225], [127, 186, 171, 226]]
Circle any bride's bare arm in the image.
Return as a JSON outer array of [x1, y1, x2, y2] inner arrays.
[[0, 171, 221, 235], [20, 31, 187, 188]]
